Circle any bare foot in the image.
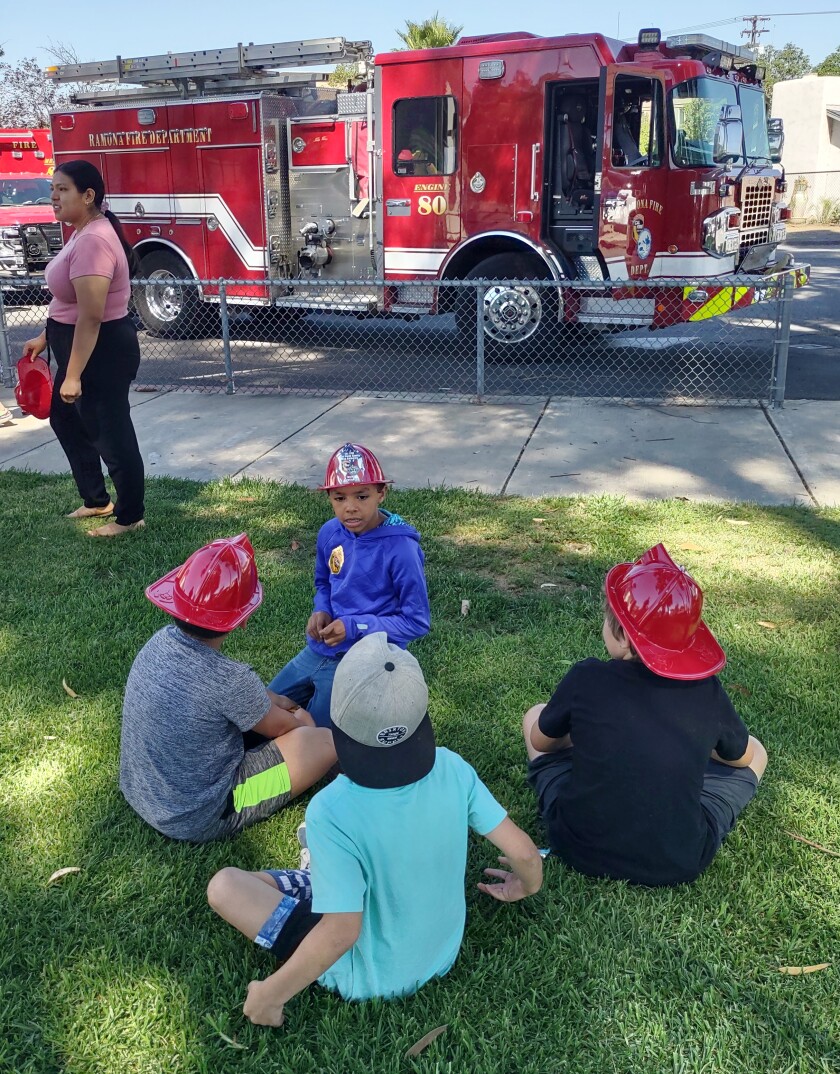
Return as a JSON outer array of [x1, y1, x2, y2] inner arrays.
[[67, 503, 114, 519], [87, 520, 145, 538]]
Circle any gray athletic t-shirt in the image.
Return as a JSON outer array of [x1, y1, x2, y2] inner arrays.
[[119, 625, 271, 840]]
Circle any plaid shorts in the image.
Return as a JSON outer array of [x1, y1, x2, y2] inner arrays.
[[254, 868, 322, 961]]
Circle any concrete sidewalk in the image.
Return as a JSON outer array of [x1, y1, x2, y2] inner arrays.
[[1, 388, 838, 506]]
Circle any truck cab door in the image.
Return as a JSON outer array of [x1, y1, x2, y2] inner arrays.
[[598, 66, 667, 281]]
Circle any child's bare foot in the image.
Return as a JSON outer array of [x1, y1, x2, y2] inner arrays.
[[87, 519, 145, 538], [67, 502, 114, 519]]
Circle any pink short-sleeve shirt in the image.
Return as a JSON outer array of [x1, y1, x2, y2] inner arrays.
[[45, 217, 131, 324]]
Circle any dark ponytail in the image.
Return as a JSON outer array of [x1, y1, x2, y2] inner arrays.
[[54, 159, 140, 275]]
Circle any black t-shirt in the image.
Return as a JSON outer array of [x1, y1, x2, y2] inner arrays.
[[538, 657, 749, 886]]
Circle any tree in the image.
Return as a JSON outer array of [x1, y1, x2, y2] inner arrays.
[[327, 63, 362, 88], [395, 12, 462, 50], [760, 43, 812, 108], [0, 55, 69, 127], [814, 45, 840, 76]]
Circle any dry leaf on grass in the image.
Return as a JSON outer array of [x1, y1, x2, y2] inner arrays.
[[778, 964, 830, 975], [48, 867, 81, 885], [757, 621, 777, 630], [725, 519, 750, 527], [679, 542, 706, 551], [62, 679, 79, 698], [532, 517, 547, 523], [216, 1030, 248, 1050], [406, 1025, 448, 1057], [783, 831, 840, 858], [44, 735, 57, 741], [460, 600, 470, 617], [291, 541, 301, 551], [540, 583, 558, 589], [238, 496, 256, 503], [728, 684, 752, 698]]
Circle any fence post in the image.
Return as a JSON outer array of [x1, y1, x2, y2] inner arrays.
[[475, 281, 485, 402], [771, 271, 794, 410], [218, 279, 235, 395], [0, 287, 13, 388]]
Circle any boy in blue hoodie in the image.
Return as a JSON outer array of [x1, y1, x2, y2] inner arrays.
[[267, 443, 430, 727]]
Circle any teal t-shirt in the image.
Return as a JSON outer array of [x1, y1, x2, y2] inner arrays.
[[306, 747, 507, 1001]]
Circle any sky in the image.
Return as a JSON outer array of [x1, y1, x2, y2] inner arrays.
[[2, 0, 840, 71]]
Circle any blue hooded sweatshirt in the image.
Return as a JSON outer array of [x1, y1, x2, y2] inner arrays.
[[307, 510, 430, 658]]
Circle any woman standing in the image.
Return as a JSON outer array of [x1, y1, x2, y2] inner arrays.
[[24, 160, 145, 537]]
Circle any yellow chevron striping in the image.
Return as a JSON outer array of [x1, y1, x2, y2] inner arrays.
[[685, 285, 751, 322]]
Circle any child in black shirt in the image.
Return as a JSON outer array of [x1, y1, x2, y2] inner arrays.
[[524, 543, 767, 887]]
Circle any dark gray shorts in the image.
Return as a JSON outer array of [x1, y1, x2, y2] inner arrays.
[[527, 750, 758, 851], [200, 739, 293, 841]]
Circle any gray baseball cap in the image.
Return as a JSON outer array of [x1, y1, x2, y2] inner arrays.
[[330, 632, 436, 788]]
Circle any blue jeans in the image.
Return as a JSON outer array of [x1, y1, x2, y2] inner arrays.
[[267, 646, 341, 728]]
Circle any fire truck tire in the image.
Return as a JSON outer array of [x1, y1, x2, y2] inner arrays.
[[133, 251, 204, 338], [457, 254, 559, 357]]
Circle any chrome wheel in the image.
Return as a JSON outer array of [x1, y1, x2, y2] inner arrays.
[[145, 269, 185, 324], [481, 282, 543, 344]]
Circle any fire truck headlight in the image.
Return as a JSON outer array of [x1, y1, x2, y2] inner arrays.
[[702, 208, 740, 257]]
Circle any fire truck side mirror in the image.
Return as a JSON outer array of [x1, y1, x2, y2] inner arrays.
[[767, 117, 784, 164], [713, 105, 743, 165]]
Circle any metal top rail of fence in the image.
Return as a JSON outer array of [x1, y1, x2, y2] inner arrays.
[[1, 271, 797, 407]]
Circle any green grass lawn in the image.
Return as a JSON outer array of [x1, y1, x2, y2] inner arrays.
[[1, 470, 838, 1074]]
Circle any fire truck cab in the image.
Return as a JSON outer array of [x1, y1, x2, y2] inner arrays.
[[0, 129, 60, 282], [47, 30, 807, 346]]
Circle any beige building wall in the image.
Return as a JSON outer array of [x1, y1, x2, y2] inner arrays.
[[772, 76, 840, 220]]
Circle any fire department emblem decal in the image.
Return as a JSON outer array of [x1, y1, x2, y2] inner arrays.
[[329, 545, 345, 575], [632, 215, 652, 260], [636, 227, 652, 260], [470, 172, 486, 194], [334, 444, 367, 484]]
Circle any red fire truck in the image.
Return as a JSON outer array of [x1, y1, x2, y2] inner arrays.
[[47, 31, 807, 347], [0, 128, 61, 283]]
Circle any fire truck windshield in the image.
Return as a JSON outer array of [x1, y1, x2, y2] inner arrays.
[[669, 77, 772, 167], [0, 178, 52, 206], [739, 85, 772, 163]]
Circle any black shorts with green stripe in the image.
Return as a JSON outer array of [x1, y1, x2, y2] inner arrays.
[[204, 740, 293, 840]]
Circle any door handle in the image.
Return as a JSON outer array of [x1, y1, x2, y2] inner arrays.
[[530, 143, 541, 202]]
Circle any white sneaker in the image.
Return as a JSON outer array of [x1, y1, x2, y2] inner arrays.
[[297, 822, 310, 871]]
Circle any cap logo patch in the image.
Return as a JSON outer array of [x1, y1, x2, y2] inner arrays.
[[377, 724, 408, 746]]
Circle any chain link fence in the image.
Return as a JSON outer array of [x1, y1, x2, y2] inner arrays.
[[1, 272, 796, 406], [786, 171, 840, 225]]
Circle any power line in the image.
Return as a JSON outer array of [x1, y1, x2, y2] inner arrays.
[[667, 10, 840, 38]]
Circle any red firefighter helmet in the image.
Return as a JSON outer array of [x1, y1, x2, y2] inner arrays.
[[15, 356, 53, 420], [145, 533, 263, 631], [319, 443, 391, 490], [604, 543, 725, 680]]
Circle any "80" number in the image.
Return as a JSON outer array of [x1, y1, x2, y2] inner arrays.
[[418, 195, 447, 216]]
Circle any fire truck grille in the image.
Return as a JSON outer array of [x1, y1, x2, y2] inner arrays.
[[22, 222, 63, 270], [738, 177, 774, 254]]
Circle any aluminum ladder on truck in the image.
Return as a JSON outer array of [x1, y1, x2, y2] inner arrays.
[[46, 37, 373, 103]]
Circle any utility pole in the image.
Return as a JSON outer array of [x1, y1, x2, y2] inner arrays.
[[741, 15, 771, 48]]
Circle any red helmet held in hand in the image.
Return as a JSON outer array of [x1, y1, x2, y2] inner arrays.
[[145, 533, 263, 631], [319, 443, 391, 490], [604, 543, 725, 680], [15, 356, 53, 420]]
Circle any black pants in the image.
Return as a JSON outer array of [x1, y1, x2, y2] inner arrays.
[[47, 316, 145, 526]]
